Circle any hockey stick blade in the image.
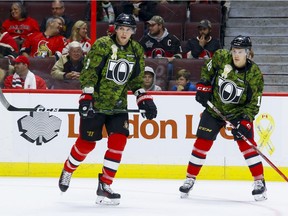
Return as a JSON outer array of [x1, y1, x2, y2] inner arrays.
[[0, 88, 143, 113], [207, 101, 288, 182]]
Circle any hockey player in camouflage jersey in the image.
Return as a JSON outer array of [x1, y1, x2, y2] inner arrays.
[[58, 13, 157, 205], [179, 35, 267, 201]]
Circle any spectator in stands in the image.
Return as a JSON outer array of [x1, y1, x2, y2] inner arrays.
[[62, 20, 91, 56], [171, 69, 196, 91], [2, 2, 40, 49], [40, 0, 74, 38], [185, 19, 221, 59], [51, 41, 83, 81], [139, 15, 182, 61], [0, 68, 5, 88], [4, 55, 47, 89], [21, 17, 67, 59], [121, 1, 157, 22], [143, 66, 162, 91], [97, 1, 116, 23], [0, 21, 19, 58]]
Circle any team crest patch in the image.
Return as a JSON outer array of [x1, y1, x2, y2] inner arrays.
[[106, 59, 134, 85]]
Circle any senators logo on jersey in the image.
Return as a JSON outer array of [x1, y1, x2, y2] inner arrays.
[[106, 59, 134, 85]]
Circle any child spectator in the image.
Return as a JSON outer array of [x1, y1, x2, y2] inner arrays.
[[143, 66, 162, 91], [171, 69, 196, 91], [4, 55, 47, 89]]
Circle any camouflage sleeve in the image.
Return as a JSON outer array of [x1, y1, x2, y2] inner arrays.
[[243, 63, 264, 121], [200, 49, 229, 84], [80, 37, 109, 91], [128, 41, 145, 94]]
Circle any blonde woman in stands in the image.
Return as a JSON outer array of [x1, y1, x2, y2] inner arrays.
[[2, 2, 40, 47], [62, 20, 91, 56]]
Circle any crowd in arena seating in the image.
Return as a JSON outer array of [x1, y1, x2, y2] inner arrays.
[[0, 0, 227, 91]]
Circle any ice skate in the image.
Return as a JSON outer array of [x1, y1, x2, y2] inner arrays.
[[179, 177, 195, 198], [58, 169, 72, 192], [252, 179, 267, 201], [96, 174, 121, 205]]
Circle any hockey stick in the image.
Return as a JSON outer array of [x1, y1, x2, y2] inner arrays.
[[0, 88, 143, 113], [207, 101, 288, 182]]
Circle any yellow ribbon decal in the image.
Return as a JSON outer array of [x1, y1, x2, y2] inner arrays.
[[255, 113, 275, 155]]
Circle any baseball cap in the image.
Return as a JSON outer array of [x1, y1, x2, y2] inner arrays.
[[144, 66, 155, 74], [198, 19, 212, 29], [14, 55, 30, 66], [147, 16, 164, 25]]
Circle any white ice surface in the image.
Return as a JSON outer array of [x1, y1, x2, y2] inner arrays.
[[0, 177, 287, 216]]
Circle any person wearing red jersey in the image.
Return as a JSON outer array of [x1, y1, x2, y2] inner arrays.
[[4, 55, 47, 89], [2, 2, 40, 43], [0, 21, 18, 57], [20, 17, 67, 59]]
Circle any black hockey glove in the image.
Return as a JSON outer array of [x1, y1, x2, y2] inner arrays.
[[79, 93, 95, 119], [195, 81, 212, 107], [137, 93, 157, 120], [231, 117, 253, 139]]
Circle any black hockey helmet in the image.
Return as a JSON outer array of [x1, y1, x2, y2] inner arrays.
[[230, 35, 252, 49], [115, 13, 136, 29]]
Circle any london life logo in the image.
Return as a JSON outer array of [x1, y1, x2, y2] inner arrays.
[[17, 106, 62, 145]]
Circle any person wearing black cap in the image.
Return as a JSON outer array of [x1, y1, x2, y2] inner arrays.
[[185, 19, 221, 59]]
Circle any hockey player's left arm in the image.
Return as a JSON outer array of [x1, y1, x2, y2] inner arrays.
[[130, 43, 157, 120], [242, 64, 264, 122]]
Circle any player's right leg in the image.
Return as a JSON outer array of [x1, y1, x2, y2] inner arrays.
[[58, 137, 96, 192], [179, 110, 222, 198]]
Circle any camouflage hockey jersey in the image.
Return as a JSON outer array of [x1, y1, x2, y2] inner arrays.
[[80, 35, 145, 111], [201, 49, 264, 121]]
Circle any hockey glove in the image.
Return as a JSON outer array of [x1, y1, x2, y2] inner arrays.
[[137, 93, 157, 120], [231, 118, 253, 139], [79, 93, 95, 119], [195, 82, 212, 107]]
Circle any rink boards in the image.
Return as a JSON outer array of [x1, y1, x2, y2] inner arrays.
[[0, 90, 287, 181]]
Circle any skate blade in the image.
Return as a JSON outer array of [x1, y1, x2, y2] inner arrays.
[[96, 196, 120, 206], [180, 192, 189, 199], [254, 192, 267, 201]]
